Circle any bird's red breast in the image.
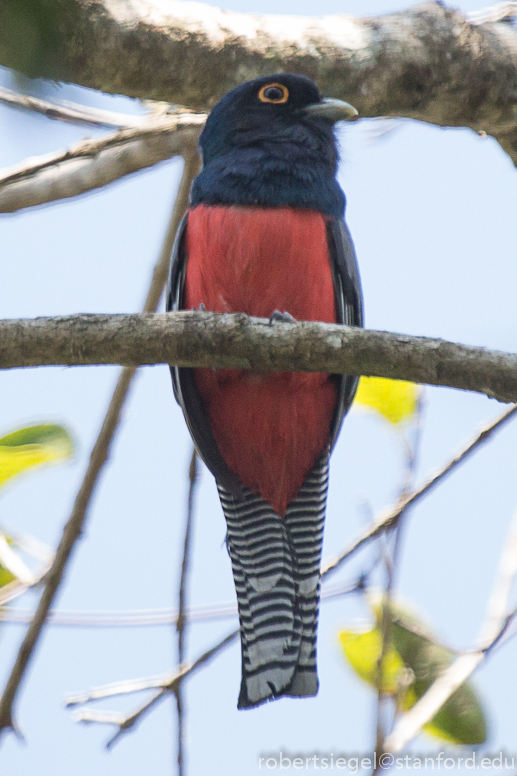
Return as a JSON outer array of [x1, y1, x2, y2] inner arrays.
[[184, 204, 338, 516]]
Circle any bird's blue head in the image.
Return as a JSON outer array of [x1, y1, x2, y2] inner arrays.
[[190, 74, 357, 218]]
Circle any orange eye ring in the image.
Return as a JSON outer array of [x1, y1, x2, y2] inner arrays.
[[258, 83, 289, 104]]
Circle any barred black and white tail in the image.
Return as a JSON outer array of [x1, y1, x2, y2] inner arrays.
[[217, 453, 329, 709]]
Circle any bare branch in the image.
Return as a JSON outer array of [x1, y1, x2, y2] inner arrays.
[[384, 505, 517, 753], [0, 115, 204, 213], [69, 630, 239, 748], [66, 629, 238, 710], [373, 400, 423, 759], [176, 451, 198, 658], [0, 578, 358, 627], [2, 313, 517, 404], [322, 404, 517, 579], [0, 2, 516, 163], [175, 449, 198, 776], [0, 85, 147, 129], [62, 584, 364, 743], [468, 2, 517, 25], [0, 155, 198, 739]]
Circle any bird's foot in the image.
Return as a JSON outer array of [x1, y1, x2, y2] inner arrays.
[[191, 303, 207, 312], [269, 310, 296, 325]]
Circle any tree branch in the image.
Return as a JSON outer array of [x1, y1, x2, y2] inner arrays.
[[0, 114, 204, 213], [0, 579, 359, 627], [0, 2, 516, 163], [1, 312, 517, 403], [174, 449, 198, 776], [69, 630, 239, 748], [468, 2, 517, 25], [0, 85, 147, 129]]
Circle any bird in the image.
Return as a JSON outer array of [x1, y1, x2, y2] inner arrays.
[[167, 73, 363, 709]]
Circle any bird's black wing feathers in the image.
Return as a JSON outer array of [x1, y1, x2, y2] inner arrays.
[[166, 212, 244, 495], [326, 218, 364, 448]]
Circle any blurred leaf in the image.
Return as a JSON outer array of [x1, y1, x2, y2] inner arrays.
[[0, 423, 73, 489], [0, 535, 22, 589], [392, 618, 487, 745], [0, 533, 35, 585], [339, 597, 487, 745], [354, 376, 420, 425], [0, 564, 15, 588], [338, 628, 405, 695]]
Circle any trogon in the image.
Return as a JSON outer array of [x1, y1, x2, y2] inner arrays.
[[167, 74, 363, 709]]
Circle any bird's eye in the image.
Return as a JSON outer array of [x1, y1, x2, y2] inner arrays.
[[258, 83, 289, 104]]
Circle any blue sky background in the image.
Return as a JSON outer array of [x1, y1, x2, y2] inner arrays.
[[1, 1, 517, 774]]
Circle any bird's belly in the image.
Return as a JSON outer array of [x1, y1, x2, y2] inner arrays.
[[184, 204, 338, 515]]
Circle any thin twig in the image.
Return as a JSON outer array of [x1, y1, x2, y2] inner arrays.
[[468, 2, 517, 24], [0, 154, 199, 739], [0, 578, 359, 627], [384, 505, 517, 753], [374, 397, 423, 761], [0, 85, 147, 129], [62, 581, 362, 708], [322, 404, 517, 581], [69, 630, 239, 748], [175, 449, 198, 776]]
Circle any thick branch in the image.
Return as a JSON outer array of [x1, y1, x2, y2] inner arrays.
[[0, 115, 204, 213], [0, 1, 516, 162], [1, 312, 517, 403]]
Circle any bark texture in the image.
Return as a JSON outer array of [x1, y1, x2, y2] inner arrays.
[[1, 311, 517, 403], [0, 1, 516, 162], [0, 116, 204, 212]]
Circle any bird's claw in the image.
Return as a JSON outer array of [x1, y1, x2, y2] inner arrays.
[[191, 303, 207, 312], [269, 310, 296, 325]]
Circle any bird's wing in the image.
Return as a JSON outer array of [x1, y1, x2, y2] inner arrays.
[[166, 211, 244, 495], [326, 218, 364, 448]]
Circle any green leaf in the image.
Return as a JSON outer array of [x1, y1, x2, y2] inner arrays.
[[339, 597, 487, 745], [392, 617, 487, 745], [0, 423, 73, 489], [0, 564, 15, 588], [0, 535, 21, 588], [338, 628, 406, 695], [354, 376, 420, 425]]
